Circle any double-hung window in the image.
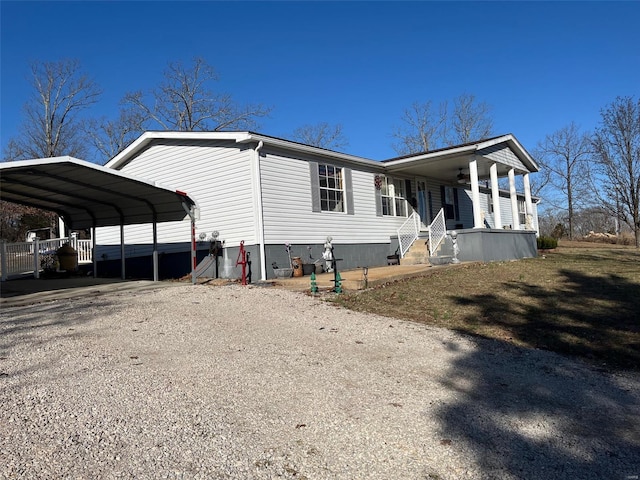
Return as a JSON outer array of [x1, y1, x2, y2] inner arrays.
[[310, 162, 354, 214], [318, 164, 344, 212], [518, 199, 527, 226], [381, 177, 407, 217]]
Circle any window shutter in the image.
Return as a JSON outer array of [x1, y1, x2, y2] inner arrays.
[[344, 168, 354, 215], [405, 179, 412, 200], [453, 188, 460, 221], [309, 162, 321, 212], [428, 190, 433, 221]]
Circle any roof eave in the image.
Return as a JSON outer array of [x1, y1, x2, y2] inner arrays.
[[384, 134, 539, 173], [236, 133, 381, 168], [106, 131, 253, 169], [108, 131, 384, 171]]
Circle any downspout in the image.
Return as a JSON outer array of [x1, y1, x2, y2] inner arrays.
[[253, 141, 267, 281]]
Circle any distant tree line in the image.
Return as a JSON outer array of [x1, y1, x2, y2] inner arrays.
[[2, 58, 639, 247], [535, 96, 640, 247]]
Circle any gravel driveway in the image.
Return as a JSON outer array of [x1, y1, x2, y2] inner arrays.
[[1, 284, 639, 479]]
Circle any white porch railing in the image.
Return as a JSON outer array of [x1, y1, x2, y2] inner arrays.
[[397, 211, 421, 258], [428, 208, 446, 255], [1, 237, 92, 280]]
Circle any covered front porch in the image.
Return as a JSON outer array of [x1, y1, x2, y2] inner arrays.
[[386, 134, 538, 232], [386, 134, 540, 263]]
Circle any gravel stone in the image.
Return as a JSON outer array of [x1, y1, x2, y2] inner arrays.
[[1, 284, 639, 479]]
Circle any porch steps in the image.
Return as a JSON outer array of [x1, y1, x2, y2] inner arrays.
[[400, 239, 430, 265]]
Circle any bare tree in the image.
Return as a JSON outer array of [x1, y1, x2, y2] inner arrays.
[[3, 59, 101, 161], [572, 207, 618, 237], [391, 101, 448, 155], [84, 106, 148, 162], [291, 122, 348, 150], [536, 122, 593, 239], [0, 201, 58, 242], [391, 94, 494, 156], [592, 96, 640, 247], [536, 209, 568, 238], [123, 57, 271, 132], [449, 93, 494, 144]]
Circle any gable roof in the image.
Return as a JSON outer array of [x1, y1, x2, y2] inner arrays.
[[383, 134, 539, 172], [106, 131, 381, 170], [105, 131, 538, 179]]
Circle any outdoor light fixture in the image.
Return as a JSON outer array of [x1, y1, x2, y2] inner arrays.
[[457, 168, 467, 184]]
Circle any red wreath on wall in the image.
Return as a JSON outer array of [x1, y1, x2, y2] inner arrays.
[[374, 175, 382, 190]]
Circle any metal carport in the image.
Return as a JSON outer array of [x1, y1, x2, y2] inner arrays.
[[0, 156, 198, 281]]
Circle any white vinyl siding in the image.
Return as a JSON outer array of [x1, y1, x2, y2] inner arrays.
[[479, 145, 527, 171], [95, 141, 257, 258], [474, 188, 538, 231], [260, 151, 407, 245]]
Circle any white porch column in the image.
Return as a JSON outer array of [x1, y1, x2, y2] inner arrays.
[[490, 163, 502, 229], [508, 168, 520, 230], [469, 158, 483, 228], [523, 173, 534, 230]]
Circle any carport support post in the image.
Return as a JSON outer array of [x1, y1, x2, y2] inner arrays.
[[120, 223, 126, 280], [1, 241, 7, 281], [33, 238, 40, 279], [152, 221, 158, 282], [92, 227, 97, 278], [190, 215, 196, 285]]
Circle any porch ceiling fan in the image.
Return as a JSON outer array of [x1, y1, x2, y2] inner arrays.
[[457, 168, 468, 184]]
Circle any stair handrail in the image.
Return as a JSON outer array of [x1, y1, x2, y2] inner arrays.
[[397, 211, 421, 258], [428, 208, 446, 255]]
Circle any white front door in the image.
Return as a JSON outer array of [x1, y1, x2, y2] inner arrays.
[[416, 179, 430, 228]]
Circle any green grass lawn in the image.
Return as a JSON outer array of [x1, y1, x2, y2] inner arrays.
[[334, 241, 640, 372]]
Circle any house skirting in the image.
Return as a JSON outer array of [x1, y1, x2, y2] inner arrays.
[[453, 229, 537, 262], [95, 242, 397, 281]]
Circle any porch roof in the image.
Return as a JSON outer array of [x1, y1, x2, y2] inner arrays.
[[382, 134, 539, 181], [0, 156, 198, 230]]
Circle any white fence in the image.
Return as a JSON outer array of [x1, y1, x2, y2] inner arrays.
[[428, 208, 447, 255], [0, 237, 92, 281], [397, 211, 421, 258]]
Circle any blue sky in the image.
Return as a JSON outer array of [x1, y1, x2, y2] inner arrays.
[[1, 1, 639, 161]]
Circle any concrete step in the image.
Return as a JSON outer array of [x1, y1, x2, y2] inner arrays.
[[401, 240, 430, 265], [429, 255, 453, 266]]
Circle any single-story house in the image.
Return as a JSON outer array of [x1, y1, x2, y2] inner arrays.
[[95, 131, 540, 281]]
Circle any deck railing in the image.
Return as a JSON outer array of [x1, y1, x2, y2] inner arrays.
[[428, 208, 446, 255], [0, 237, 92, 280], [397, 211, 421, 258]]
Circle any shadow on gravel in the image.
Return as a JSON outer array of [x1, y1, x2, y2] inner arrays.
[[436, 339, 640, 479], [0, 298, 117, 358], [439, 264, 640, 478]]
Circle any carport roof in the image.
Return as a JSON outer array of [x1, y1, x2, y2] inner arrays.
[[0, 156, 197, 230]]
